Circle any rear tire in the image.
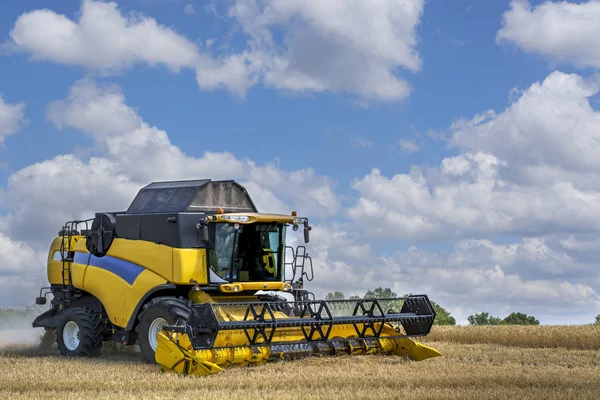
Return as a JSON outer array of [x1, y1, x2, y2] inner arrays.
[[56, 308, 104, 357], [136, 296, 190, 363]]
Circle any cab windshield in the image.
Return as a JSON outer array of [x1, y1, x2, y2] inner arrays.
[[208, 222, 286, 283]]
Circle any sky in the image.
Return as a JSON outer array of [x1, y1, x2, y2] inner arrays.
[[1, 0, 600, 325]]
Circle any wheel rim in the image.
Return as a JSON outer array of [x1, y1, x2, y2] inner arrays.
[[149, 317, 167, 351], [63, 321, 80, 351]]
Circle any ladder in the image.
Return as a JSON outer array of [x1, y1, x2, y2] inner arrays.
[[59, 221, 75, 307], [58, 219, 92, 307]]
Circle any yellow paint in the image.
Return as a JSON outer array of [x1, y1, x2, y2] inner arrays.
[[155, 331, 223, 376], [105, 238, 173, 282], [82, 261, 168, 328], [45, 236, 171, 328], [188, 290, 216, 304], [262, 250, 276, 275], [124, 269, 169, 320], [173, 248, 208, 284], [47, 235, 88, 285], [46, 237, 63, 285], [82, 265, 129, 326]]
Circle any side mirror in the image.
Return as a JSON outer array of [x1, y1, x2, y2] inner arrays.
[[35, 296, 47, 305], [200, 225, 209, 244], [197, 217, 209, 244], [303, 220, 311, 243]]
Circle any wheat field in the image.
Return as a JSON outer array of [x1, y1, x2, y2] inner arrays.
[[1, 325, 600, 399]]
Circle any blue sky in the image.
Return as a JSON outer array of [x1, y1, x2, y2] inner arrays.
[[1, 0, 600, 324], [0, 0, 558, 185]]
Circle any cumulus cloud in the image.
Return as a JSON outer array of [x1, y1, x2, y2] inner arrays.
[[0, 78, 339, 248], [333, 69, 600, 323], [347, 71, 600, 240], [0, 232, 47, 306], [450, 71, 600, 182], [0, 77, 339, 306], [8, 0, 204, 71], [497, 0, 600, 69], [0, 94, 26, 143], [227, 0, 424, 101], [6, 0, 254, 97], [6, 0, 425, 101], [304, 225, 600, 324]]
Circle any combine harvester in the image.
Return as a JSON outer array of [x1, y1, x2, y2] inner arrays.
[[32, 179, 441, 376]]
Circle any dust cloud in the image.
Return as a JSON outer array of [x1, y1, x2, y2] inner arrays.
[[0, 327, 44, 346], [0, 309, 56, 354]]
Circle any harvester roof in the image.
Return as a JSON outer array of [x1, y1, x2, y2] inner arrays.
[[126, 179, 258, 214]]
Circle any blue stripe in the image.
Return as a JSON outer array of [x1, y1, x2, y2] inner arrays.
[[73, 252, 144, 285]]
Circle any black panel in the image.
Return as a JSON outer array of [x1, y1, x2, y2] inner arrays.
[[117, 179, 259, 248], [115, 212, 207, 248], [115, 214, 141, 240], [140, 213, 178, 246], [176, 213, 206, 248]]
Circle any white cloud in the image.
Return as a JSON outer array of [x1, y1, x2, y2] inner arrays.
[[0, 232, 47, 307], [336, 69, 600, 323], [6, 0, 426, 102], [348, 71, 600, 240], [450, 71, 600, 181], [47, 79, 142, 137], [0, 77, 340, 306], [0, 154, 140, 244], [0, 78, 339, 248], [228, 0, 424, 101], [8, 0, 203, 72], [0, 94, 26, 143], [5, 0, 252, 97], [303, 227, 600, 324], [497, 0, 600, 69], [398, 139, 419, 153]]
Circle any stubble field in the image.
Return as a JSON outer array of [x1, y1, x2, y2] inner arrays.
[[1, 325, 600, 400]]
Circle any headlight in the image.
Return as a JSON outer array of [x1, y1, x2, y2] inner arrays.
[[293, 216, 303, 225], [233, 285, 239, 292], [222, 215, 250, 222], [283, 283, 291, 291]]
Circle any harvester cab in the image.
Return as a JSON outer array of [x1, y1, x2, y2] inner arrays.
[[32, 179, 441, 376]]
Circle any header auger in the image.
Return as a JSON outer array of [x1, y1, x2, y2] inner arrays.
[[31, 179, 441, 376]]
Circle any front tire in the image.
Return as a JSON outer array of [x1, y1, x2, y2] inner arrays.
[[136, 296, 190, 363], [56, 308, 103, 357]]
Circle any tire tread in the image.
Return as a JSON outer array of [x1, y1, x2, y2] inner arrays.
[[56, 307, 104, 357], [135, 296, 190, 363]]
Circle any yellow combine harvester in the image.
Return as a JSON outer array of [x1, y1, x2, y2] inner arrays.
[[32, 179, 441, 375]]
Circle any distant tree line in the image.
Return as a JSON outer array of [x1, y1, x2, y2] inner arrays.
[[467, 311, 540, 325], [325, 287, 457, 326]]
